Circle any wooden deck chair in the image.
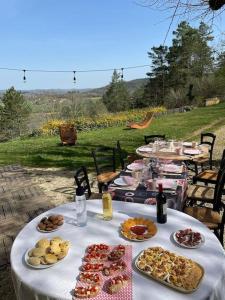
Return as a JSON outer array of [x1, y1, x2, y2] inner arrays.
[[127, 112, 154, 129]]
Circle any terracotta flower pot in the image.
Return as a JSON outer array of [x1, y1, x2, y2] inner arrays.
[[59, 124, 77, 146]]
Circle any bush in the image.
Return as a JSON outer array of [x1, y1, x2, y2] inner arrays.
[[40, 106, 166, 135]]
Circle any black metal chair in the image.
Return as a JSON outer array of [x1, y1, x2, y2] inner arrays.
[[116, 141, 140, 169], [193, 149, 225, 185], [144, 134, 166, 145], [74, 166, 101, 199], [184, 164, 225, 245], [91, 146, 119, 193], [193, 132, 216, 174]]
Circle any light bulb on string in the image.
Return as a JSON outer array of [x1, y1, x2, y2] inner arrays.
[[73, 71, 76, 84], [23, 70, 26, 83], [121, 68, 124, 80]]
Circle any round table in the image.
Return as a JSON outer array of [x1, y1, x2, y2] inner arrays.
[[11, 200, 225, 300], [136, 144, 209, 161]]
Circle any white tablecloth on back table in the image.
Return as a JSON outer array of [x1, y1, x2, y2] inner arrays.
[[11, 200, 225, 300]]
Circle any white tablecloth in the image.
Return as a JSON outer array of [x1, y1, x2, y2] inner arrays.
[[11, 200, 225, 300]]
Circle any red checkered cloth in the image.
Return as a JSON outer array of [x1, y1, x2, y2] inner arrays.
[[73, 245, 132, 300]]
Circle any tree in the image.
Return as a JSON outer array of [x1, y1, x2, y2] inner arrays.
[[0, 87, 31, 140], [143, 45, 169, 105], [167, 22, 213, 89], [102, 70, 131, 112]]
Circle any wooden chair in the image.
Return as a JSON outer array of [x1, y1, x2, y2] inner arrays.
[[92, 147, 119, 193], [193, 132, 216, 175], [193, 149, 225, 185], [116, 141, 140, 169], [127, 112, 154, 129], [74, 166, 101, 199], [186, 157, 225, 205], [144, 134, 166, 145], [184, 165, 225, 245]]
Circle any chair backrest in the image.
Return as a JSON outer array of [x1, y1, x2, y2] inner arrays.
[[213, 160, 225, 211], [116, 141, 126, 170], [200, 132, 216, 168], [200, 132, 216, 151], [74, 166, 91, 198], [92, 146, 116, 175], [144, 134, 166, 145], [219, 149, 225, 169]]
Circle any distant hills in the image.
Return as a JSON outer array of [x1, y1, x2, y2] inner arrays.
[[0, 78, 148, 96]]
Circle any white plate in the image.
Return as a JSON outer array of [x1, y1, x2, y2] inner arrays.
[[25, 248, 68, 269], [36, 215, 64, 233], [137, 146, 153, 153], [127, 163, 145, 171], [183, 149, 201, 155], [114, 177, 129, 186], [36, 225, 62, 233], [173, 231, 205, 249], [182, 142, 193, 147]]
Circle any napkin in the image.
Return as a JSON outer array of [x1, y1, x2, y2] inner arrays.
[[121, 176, 135, 186]]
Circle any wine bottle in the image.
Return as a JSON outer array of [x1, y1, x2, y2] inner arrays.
[[156, 183, 167, 223], [102, 184, 113, 220]]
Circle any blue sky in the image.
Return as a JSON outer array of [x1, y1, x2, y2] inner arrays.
[[0, 0, 224, 90]]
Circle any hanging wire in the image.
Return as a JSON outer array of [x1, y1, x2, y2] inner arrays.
[[162, 0, 181, 45], [23, 70, 26, 83], [0, 64, 150, 74], [73, 71, 76, 84]]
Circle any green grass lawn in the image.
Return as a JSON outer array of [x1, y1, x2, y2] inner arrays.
[[0, 102, 225, 169]]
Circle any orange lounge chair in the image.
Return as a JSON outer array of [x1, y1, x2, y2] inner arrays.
[[127, 112, 154, 129]]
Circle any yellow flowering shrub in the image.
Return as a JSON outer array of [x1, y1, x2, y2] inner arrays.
[[40, 106, 166, 135]]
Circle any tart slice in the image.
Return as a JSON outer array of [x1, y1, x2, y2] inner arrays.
[[103, 260, 127, 276], [87, 244, 109, 254], [108, 245, 125, 261], [74, 285, 100, 298], [81, 263, 104, 272], [79, 272, 101, 285], [108, 274, 129, 294], [84, 251, 108, 263]]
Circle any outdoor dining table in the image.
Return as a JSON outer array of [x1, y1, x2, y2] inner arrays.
[[11, 200, 225, 300], [109, 162, 188, 210], [136, 142, 209, 161]]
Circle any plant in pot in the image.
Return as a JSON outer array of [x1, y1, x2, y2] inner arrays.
[[59, 122, 77, 146]]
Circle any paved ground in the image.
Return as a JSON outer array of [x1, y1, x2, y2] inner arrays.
[[0, 125, 224, 299]]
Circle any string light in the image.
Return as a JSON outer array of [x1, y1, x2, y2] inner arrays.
[[73, 71, 76, 84], [0, 64, 149, 74], [121, 68, 124, 80], [23, 70, 26, 83]]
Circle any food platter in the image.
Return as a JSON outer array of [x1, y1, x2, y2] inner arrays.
[[173, 229, 205, 249], [135, 247, 204, 293], [121, 218, 157, 241], [25, 237, 70, 269], [36, 214, 64, 233], [25, 248, 67, 269]]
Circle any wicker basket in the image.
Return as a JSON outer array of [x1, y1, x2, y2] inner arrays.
[[59, 124, 77, 145]]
